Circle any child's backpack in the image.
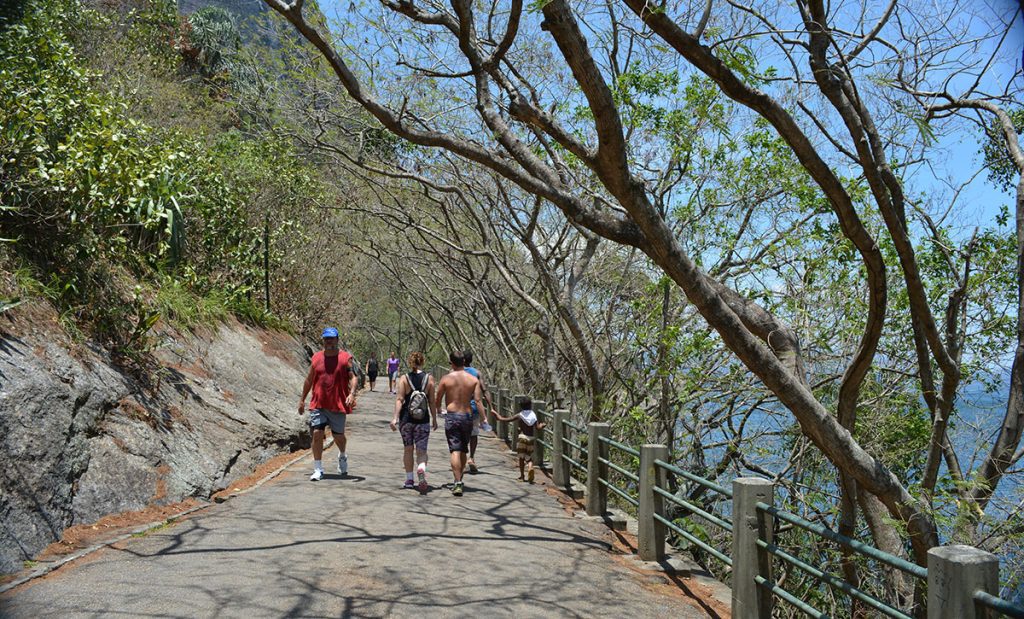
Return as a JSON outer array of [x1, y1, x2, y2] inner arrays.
[[407, 372, 430, 422]]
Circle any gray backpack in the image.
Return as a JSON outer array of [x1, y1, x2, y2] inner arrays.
[[407, 372, 430, 422]]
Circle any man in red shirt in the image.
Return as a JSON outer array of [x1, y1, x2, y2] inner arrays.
[[298, 327, 358, 481]]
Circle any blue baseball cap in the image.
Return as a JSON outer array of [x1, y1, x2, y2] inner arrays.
[[321, 327, 339, 338]]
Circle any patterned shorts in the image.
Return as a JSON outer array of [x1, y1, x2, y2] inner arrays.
[[445, 413, 473, 453], [517, 434, 536, 461], [400, 421, 430, 451]]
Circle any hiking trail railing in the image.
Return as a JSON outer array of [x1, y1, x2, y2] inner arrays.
[[450, 370, 1024, 619]]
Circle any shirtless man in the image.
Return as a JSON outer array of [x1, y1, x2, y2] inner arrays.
[[433, 350, 484, 496]]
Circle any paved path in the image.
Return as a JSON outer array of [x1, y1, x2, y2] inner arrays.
[[1, 383, 715, 617]]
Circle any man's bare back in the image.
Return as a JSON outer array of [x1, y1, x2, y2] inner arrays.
[[436, 369, 483, 414]]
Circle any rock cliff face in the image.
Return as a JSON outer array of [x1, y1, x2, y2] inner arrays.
[[0, 302, 309, 574]]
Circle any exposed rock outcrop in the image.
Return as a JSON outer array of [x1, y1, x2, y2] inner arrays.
[[0, 302, 308, 573]]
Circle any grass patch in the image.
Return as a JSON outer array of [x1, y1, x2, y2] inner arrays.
[[130, 518, 176, 538]]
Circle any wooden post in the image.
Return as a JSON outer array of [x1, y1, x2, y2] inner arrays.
[[732, 477, 774, 619], [638, 444, 668, 561], [586, 423, 610, 516]]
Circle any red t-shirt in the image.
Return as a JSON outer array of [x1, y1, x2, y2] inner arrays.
[[309, 350, 353, 413]]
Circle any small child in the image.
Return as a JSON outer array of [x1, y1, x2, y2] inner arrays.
[[494, 400, 546, 483]]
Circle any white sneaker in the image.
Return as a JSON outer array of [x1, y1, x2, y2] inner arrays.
[[309, 468, 323, 482], [338, 455, 348, 476]]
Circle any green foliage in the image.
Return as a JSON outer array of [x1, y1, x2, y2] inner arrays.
[[982, 108, 1023, 192], [180, 7, 241, 80], [0, 0, 330, 357], [0, 1, 188, 262], [0, 297, 22, 315]]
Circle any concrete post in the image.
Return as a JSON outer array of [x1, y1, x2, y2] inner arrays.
[[732, 477, 774, 619], [497, 389, 510, 447], [552, 409, 570, 488], [638, 444, 669, 561], [586, 423, 610, 516], [532, 399, 546, 468], [927, 545, 999, 619]]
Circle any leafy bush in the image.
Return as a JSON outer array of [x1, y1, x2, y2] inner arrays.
[[0, 0, 292, 351]]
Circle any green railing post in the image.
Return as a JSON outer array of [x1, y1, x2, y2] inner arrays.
[[586, 423, 610, 516], [638, 444, 668, 562], [927, 545, 998, 619], [552, 409, 570, 488], [732, 477, 774, 619], [532, 399, 546, 469]]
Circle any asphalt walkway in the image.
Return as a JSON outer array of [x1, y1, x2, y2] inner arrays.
[[1, 382, 716, 617]]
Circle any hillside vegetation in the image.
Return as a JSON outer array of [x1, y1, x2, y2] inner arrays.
[[0, 0, 365, 364]]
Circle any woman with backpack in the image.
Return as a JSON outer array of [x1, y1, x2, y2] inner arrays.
[[389, 351, 438, 491]]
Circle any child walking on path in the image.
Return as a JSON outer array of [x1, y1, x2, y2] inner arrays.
[[494, 399, 545, 483]]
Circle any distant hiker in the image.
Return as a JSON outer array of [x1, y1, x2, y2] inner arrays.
[[462, 349, 493, 475], [389, 351, 438, 492], [494, 399, 545, 483], [298, 327, 358, 481], [365, 355, 379, 392], [386, 352, 401, 394], [433, 350, 484, 496]]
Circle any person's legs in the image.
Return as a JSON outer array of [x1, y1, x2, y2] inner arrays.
[[467, 415, 479, 472], [517, 456, 526, 479], [312, 427, 325, 461], [445, 413, 471, 488], [327, 412, 348, 475], [450, 451, 466, 480], [414, 425, 430, 491], [403, 445, 415, 472], [399, 422, 416, 487], [309, 415, 327, 481]]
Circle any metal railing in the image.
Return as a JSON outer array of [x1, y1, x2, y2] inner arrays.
[[485, 384, 1024, 619], [653, 459, 732, 568], [561, 433, 587, 476], [597, 434, 639, 507], [975, 590, 1024, 618]]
